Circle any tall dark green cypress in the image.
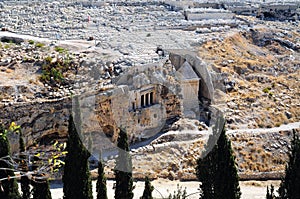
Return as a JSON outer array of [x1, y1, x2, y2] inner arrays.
[[32, 178, 52, 199], [278, 130, 300, 199], [196, 118, 241, 199], [215, 124, 241, 199], [63, 115, 92, 199], [266, 185, 276, 199], [96, 152, 107, 199], [0, 124, 20, 199], [141, 176, 154, 199], [196, 117, 221, 199], [19, 131, 30, 199], [114, 129, 134, 199], [196, 147, 217, 199]]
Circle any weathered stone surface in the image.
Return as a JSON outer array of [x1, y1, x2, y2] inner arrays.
[[1, 98, 71, 147], [1, 36, 24, 44]]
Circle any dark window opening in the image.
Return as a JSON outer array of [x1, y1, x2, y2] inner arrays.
[[141, 95, 145, 107], [150, 92, 154, 105], [145, 93, 149, 106]]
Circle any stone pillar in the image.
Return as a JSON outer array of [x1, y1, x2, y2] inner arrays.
[[146, 93, 149, 106]]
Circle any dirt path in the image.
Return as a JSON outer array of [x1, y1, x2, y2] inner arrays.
[[49, 179, 280, 199]]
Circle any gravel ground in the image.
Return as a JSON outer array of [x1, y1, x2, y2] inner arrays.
[[48, 179, 280, 199]]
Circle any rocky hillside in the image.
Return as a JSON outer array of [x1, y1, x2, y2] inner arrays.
[[1, 15, 299, 182], [198, 23, 300, 129], [101, 22, 300, 181], [100, 119, 299, 181]]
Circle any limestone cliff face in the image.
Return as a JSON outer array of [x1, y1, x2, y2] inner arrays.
[[0, 59, 185, 149], [0, 98, 71, 147]]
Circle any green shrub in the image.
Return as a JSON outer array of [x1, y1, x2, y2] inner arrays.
[[268, 92, 274, 97], [55, 46, 66, 53], [35, 42, 45, 48], [4, 44, 10, 49], [44, 56, 52, 63], [51, 68, 63, 81], [28, 40, 34, 45], [39, 55, 75, 87], [262, 87, 271, 93]]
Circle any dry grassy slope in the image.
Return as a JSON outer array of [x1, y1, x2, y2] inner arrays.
[[198, 28, 300, 129], [100, 126, 300, 181]]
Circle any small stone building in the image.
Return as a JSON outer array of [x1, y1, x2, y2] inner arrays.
[[177, 61, 200, 119], [95, 60, 182, 143]]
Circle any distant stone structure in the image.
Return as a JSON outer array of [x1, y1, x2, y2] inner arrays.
[[184, 8, 235, 21], [93, 59, 182, 143], [0, 51, 217, 149], [177, 61, 200, 119], [90, 52, 215, 146]]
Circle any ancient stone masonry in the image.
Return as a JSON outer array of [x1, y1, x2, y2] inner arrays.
[[88, 53, 216, 149], [91, 59, 184, 146], [0, 51, 217, 151], [176, 61, 200, 119]]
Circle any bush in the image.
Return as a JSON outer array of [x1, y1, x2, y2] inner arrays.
[[28, 40, 34, 45], [4, 44, 10, 49], [44, 56, 52, 63], [39, 56, 73, 87], [55, 46, 66, 53], [262, 87, 271, 93], [35, 42, 45, 48]]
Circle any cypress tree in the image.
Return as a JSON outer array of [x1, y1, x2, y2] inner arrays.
[[63, 115, 92, 199], [214, 123, 241, 199], [266, 185, 276, 199], [278, 130, 300, 199], [114, 129, 134, 199], [0, 123, 20, 199], [196, 147, 217, 199], [32, 178, 52, 199], [19, 131, 30, 199], [196, 117, 221, 199], [196, 118, 241, 199], [141, 176, 154, 199], [96, 151, 107, 199]]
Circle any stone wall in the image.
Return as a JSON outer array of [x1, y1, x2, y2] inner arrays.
[[0, 98, 71, 147], [184, 9, 235, 21]]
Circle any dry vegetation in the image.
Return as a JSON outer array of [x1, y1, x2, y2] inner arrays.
[[198, 28, 300, 129]]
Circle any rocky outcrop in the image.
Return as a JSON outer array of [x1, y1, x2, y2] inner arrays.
[[0, 59, 185, 149], [0, 98, 71, 147]]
